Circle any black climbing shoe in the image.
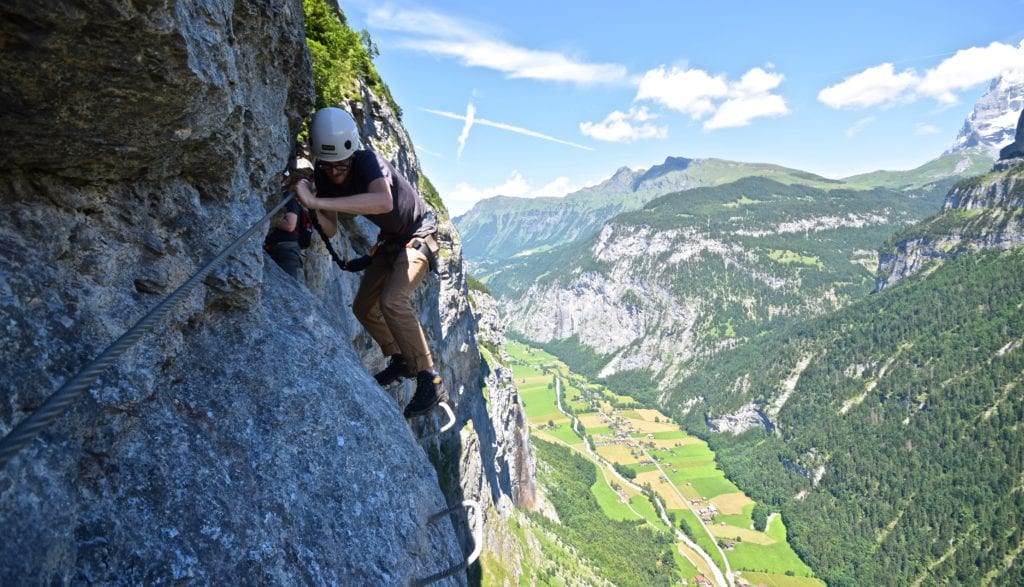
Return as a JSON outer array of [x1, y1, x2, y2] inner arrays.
[[374, 354, 412, 386], [404, 370, 447, 418]]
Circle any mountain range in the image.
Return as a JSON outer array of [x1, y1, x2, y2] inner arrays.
[[456, 71, 1024, 585]]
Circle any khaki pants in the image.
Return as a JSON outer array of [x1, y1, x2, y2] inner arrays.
[[352, 235, 438, 373]]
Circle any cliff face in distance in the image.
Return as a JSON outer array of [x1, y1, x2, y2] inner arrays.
[[876, 157, 1024, 291], [0, 1, 529, 583]]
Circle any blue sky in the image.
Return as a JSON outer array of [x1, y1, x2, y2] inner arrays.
[[341, 0, 1024, 215]]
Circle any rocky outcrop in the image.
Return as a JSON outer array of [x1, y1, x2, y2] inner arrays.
[[946, 71, 1024, 156], [999, 109, 1024, 160], [0, 2, 478, 583], [876, 161, 1024, 291], [459, 289, 538, 579], [707, 402, 772, 435], [466, 291, 537, 510]]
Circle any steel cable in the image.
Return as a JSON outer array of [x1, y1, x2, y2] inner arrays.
[[0, 194, 294, 469]]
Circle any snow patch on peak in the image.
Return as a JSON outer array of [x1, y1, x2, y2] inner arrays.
[[946, 73, 1024, 155]]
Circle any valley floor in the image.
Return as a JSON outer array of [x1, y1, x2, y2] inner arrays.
[[506, 340, 823, 587]]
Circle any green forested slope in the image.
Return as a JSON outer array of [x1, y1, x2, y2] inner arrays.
[[671, 247, 1024, 586]]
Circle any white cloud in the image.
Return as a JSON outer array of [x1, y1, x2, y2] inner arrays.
[[734, 67, 785, 95], [634, 65, 789, 130], [704, 68, 789, 129], [918, 41, 1024, 102], [533, 176, 577, 197], [818, 63, 920, 109], [424, 108, 594, 151], [846, 116, 876, 137], [706, 94, 789, 129], [446, 171, 578, 215], [915, 123, 940, 135], [367, 7, 628, 85], [413, 143, 443, 158], [819, 40, 1024, 109], [635, 66, 728, 118], [580, 107, 668, 142]]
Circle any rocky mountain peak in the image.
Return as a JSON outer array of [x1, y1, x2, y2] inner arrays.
[[606, 165, 639, 189], [946, 70, 1024, 155], [632, 156, 694, 189]]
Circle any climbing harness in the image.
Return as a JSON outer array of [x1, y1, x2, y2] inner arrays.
[[411, 499, 483, 587], [306, 206, 350, 271], [408, 237, 438, 273], [0, 194, 296, 469]]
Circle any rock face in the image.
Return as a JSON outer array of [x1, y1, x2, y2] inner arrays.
[[876, 160, 1024, 291], [706, 401, 772, 435], [457, 289, 539, 580], [946, 71, 1024, 156], [999, 109, 1024, 160], [464, 290, 537, 512], [0, 1, 495, 583]]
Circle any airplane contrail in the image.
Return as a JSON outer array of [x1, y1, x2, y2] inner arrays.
[[457, 102, 476, 158], [424, 108, 595, 151]]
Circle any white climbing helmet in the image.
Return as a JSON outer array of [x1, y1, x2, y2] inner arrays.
[[310, 107, 361, 162]]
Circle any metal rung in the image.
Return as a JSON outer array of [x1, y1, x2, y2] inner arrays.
[[415, 402, 456, 445], [412, 499, 482, 586]]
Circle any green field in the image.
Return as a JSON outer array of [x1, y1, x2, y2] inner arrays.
[[689, 475, 742, 498], [591, 468, 641, 521], [715, 503, 755, 528], [727, 515, 817, 578], [672, 548, 700, 582], [739, 571, 826, 587], [548, 422, 583, 445], [629, 494, 667, 531], [675, 508, 726, 573], [511, 364, 563, 424], [729, 541, 817, 576]]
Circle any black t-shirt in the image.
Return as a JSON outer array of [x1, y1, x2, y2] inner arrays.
[[314, 150, 436, 241], [265, 196, 302, 247]]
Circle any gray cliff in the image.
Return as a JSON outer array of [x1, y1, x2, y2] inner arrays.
[[875, 158, 1024, 291], [0, 1, 536, 583], [461, 288, 539, 580]]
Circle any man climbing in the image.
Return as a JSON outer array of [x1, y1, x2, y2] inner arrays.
[[294, 107, 445, 418], [264, 158, 314, 278], [264, 195, 304, 278]]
